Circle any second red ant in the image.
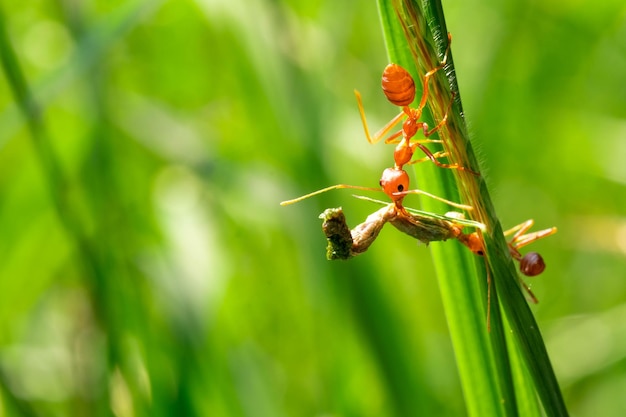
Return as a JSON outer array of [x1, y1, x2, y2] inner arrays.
[[354, 33, 478, 175]]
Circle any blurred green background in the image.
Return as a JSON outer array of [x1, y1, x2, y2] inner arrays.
[[1, 0, 625, 416]]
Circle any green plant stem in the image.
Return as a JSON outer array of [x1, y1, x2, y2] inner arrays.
[[377, 0, 568, 416], [378, 2, 508, 416]]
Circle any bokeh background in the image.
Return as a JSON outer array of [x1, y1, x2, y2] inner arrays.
[[1, 0, 625, 416]]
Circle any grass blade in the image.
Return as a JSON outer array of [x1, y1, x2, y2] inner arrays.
[[377, 0, 569, 416], [377, 1, 508, 416]]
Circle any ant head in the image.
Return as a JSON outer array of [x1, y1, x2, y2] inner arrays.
[[519, 252, 546, 277], [467, 233, 485, 256], [456, 232, 484, 256], [379, 168, 409, 203]]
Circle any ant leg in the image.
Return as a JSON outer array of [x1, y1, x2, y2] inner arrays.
[[413, 33, 453, 116], [386, 137, 443, 146], [512, 227, 558, 250], [393, 189, 473, 210], [383, 129, 404, 145], [422, 92, 455, 138], [481, 253, 492, 332], [503, 219, 534, 240], [280, 184, 381, 206], [408, 143, 478, 175], [519, 279, 539, 304], [420, 89, 456, 140], [408, 150, 449, 164], [504, 219, 557, 250], [461, 229, 492, 330], [354, 90, 405, 144], [406, 93, 479, 174]]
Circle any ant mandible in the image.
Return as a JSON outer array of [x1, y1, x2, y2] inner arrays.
[[354, 33, 478, 175]]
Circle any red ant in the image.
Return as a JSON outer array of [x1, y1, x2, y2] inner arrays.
[[447, 212, 556, 328], [354, 33, 478, 175], [453, 218, 556, 282], [419, 211, 555, 330]]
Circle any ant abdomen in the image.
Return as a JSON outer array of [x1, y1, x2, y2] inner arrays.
[[519, 252, 546, 277], [381, 64, 416, 107]]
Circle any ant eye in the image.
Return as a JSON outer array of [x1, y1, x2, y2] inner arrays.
[[379, 180, 384, 187], [397, 184, 404, 192]]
